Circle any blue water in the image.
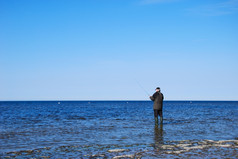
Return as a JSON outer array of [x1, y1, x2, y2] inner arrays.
[[0, 101, 238, 154]]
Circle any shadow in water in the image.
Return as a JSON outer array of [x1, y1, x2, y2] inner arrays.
[[154, 123, 164, 148]]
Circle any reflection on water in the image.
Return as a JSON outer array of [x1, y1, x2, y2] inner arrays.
[[154, 124, 164, 148]]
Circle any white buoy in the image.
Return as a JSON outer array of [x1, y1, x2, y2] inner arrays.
[[58, 102, 60, 104]]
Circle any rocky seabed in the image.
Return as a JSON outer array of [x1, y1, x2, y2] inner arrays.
[[1, 139, 238, 158]]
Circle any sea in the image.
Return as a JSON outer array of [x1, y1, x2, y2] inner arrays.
[[0, 101, 237, 158]]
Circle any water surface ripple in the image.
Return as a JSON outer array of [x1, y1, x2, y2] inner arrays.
[[0, 101, 237, 158]]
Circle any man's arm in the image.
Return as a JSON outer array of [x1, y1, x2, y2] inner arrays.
[[150, 93, 156, 101]]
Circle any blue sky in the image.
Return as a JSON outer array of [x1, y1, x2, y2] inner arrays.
[[0, 0, 238, 101]]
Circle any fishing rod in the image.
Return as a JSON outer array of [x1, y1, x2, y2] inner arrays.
[[135, 79, 150, 97]]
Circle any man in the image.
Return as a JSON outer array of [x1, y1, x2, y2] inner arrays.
[[150, 87, 164, 125]]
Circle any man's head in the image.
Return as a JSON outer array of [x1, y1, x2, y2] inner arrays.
[[155, 87, 160, 92]]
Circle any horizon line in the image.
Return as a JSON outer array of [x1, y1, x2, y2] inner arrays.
[[0, 100, 237, 102]]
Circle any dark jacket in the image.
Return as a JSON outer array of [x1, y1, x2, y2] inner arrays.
[[150, 92, 164, 110]]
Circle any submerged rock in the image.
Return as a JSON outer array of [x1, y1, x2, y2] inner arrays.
[[161, 145, 174, 150], [176, 144, 191, 147], [91, 154, 106, 157], [108, 149, 129, 153], [218, 144, 232, 148], [112, 154, 134, 159]]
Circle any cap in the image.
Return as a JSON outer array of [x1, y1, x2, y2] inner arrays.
[[156, 87, 160, 90]]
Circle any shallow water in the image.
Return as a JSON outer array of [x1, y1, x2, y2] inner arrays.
[[0, 101, 238, 158]]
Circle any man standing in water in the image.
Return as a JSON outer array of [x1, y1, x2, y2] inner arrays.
[[150, 87, 164, 125]]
